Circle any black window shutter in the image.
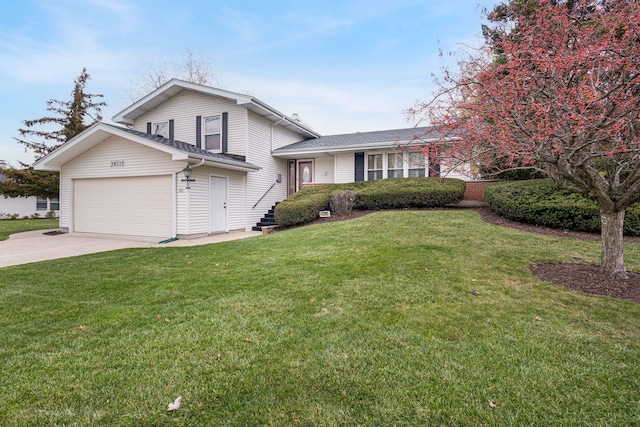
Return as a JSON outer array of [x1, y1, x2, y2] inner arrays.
[[195, 116, 201, 148], [222, 112, 228, 153], [146, 122, 152, 134], [168, 119, 174, 140], [354, 152, 365, 181]]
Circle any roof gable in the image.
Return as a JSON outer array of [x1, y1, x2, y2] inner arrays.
[[33, 122, 260, 172], [112, 79, 320, 139]]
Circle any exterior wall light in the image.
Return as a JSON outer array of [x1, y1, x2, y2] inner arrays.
[[182, 165, 195, 189]]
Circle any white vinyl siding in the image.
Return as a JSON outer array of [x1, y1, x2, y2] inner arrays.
[[134, 91, 248, 155], [176, 166, 247, 236], [313, 157, 334, 184], [245, 111, 296, 227], [334, 153, 354, 183], [271, 123, 307, 150]]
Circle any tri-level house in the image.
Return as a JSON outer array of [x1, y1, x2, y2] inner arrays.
[[34, 79, 470, 241]]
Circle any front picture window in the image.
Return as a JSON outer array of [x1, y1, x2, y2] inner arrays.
[[408, 152, 426, 177], [387, 153, 403, 178], [367, 154, 383, 180], [366, 150, 429, 180]]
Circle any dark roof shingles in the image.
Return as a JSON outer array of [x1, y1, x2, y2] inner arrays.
[[104, 123, 258, 168], [275, 126, 444, 152]]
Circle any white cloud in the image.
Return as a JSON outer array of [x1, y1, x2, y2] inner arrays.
[[222, 73, 428, 135]]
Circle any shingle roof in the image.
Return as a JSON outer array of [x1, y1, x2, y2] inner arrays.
[[103, 123, 259, 169], [274, 126, 446, 152]]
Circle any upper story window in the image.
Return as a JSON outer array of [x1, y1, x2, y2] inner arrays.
[[366, 151, 429, 180], [204, 115, 221, 152], [152, 121, 169, 138]]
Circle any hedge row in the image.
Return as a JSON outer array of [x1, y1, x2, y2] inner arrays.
[[484, 179, 640, 236], [274, 178, 465, 227]]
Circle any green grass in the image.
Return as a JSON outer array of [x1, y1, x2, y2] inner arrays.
[[0, 218, 59, 240], [1, 210, 639, 426]]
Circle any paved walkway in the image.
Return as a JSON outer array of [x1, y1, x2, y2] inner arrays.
[[0, 229, 262, 268]]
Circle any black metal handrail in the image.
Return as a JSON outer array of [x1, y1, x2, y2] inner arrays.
[[253, 181, 277, 209]]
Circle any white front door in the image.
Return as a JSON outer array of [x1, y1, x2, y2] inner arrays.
[[209, 176, 227, 233]]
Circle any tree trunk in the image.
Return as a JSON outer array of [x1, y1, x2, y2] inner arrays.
[[600, 208, 629, 280]]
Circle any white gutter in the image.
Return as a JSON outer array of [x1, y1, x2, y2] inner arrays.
[[187, 158, 206, 169], [272, 137, 461, 157], [186, 155, 260, 172]]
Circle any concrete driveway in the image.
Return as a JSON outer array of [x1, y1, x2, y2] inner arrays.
[[0, 229, 262, 268]]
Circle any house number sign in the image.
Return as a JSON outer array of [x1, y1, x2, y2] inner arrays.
[[110, 160, 125, 167]]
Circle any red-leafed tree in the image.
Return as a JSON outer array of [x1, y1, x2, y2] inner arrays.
[[410, 0, 640, 279]]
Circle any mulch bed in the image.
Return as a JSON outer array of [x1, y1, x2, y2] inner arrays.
[[529, 263, 640, 303], [475, 207, 640, 303], [301, 207, 640, 303]]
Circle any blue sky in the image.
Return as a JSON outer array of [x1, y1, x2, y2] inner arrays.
[[0, 0, 498, 167]]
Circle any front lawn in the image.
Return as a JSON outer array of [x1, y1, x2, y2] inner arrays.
[[0, 218, 59, 241], [1, 210, 639, 426]]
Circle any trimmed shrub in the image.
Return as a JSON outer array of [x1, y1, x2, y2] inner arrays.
[[274, 190, 331, 227], [330, 190, 356, 214], [485, 179, 640, 236], [354, 178, 465, 210], [275, 178, 465, 227]]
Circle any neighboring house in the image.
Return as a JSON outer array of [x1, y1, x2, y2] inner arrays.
[[0, 169, 59, 219], [33, 79, 470, 241]]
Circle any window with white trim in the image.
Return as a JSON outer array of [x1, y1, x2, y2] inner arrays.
[[36, 197, 47, 211], [366, 151, 429, 180], [204, 115, 222, 152], [367, 154, 383, 180], [408, 152, 426, 177], [36, 197, 59, 211], [152, 121, 169, 138], [387, 153, 404, 178]]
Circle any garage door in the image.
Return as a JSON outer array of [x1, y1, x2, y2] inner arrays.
[[73, 176, 173, 238]]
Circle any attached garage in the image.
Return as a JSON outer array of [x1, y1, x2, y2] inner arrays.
[[73, 175, 173, 238], [33, 123, 261, 240]]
